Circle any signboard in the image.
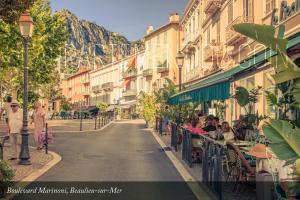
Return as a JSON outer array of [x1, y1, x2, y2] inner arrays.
[[272, 0, 300, 25]]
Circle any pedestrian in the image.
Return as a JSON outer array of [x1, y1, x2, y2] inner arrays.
[[0, 96, 12, 123], [7, 100, 23, 160], [31, 102, 46, 150]]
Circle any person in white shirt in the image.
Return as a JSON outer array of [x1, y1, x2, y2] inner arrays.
[[0, 96, 12, 123], [7, 100, 23, 160]]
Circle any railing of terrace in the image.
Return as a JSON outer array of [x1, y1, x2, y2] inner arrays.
[[170, 122, 178, 152], [182, 129, 193, 168]]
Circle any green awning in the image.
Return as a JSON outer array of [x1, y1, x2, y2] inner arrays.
[[168, 34, 300, 105], [168, 81, 230, 105]]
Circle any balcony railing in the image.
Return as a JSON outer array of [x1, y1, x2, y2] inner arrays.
[[157, 60, 168, 73], [122, 69, 137, 79], [122, 89, 137, 97], [81, 78, 90, 84], [225, 16, 254, 46], [82, 90, 90, 96], [143, 68, 153, 77], [92, 85, 102, 93], [102, 82, 114, 90], [204, 0, 223, 15], [203, 41, 223, 62]]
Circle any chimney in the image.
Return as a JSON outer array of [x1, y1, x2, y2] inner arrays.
[[146, 26, 154, 35], [169, 13, 179, 22]]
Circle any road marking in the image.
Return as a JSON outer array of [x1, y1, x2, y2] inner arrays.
[[150, 129, 213, 200]]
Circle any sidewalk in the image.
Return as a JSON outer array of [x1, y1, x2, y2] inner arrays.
[[3, 145, 55, 181], [158, 132, 203, 182]]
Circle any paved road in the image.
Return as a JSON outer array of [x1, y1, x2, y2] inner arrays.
[[14, 120, 200, 200]]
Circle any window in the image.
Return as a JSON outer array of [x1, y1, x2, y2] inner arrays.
[[265, 0, 275, 14], [164, 32, 167, 44], [228, 1, 233, 24], [207, 27, 210, 44], [192, 16, 195, 35], [244, 0, 253, 17]]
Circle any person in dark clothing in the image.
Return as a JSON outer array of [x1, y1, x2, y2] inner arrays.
[[203, 115, 217, 132]]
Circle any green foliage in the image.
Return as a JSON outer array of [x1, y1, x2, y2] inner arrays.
[[0, 0, 35, 23], [0, 160, 15, 197], [138, 92, 156, 126], [233, 87, 249, 107], [0, 0, 68, 95], [263, 119, 300, 174], [233, 23, 300, 85], [60, 100, 72, 111], [17, 90, 39, 109], [96, 102, 108, 113]]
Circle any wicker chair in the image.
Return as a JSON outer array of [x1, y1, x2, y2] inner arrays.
[[225, 141, 256, 192]]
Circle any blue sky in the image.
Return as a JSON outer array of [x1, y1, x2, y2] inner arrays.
[[50, 0, 188, 41]]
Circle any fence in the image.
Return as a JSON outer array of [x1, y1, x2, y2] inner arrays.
[[167, 122, 226, 200]]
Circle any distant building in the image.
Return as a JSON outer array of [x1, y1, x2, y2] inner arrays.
[[62, 67, 91, 110]]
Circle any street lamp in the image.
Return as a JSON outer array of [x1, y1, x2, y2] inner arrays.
[[19, 11, 34, 165], [176, 52, 184, 92]]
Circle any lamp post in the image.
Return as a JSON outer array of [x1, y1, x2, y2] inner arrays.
[[176, 52, 184, 92], [19, 11, 34, 165]]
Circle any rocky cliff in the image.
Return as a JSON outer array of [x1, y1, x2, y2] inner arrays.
[[57, 10, 143, 74]]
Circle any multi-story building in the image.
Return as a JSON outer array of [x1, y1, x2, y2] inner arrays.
[[62, 67, 91, 109], [119, 50, 145, 118], [89, 61, 122, 107], [169, 0, 300, 123], [143, 13, 181, 92]]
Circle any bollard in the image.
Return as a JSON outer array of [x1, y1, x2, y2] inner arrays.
[[0, 144, 3, 160], [159, 118, 163, 136], [80, 112, 83, 131], [98, 114, 101, 129], [94, 116, 97, 130], [45, 123, 48, 154]]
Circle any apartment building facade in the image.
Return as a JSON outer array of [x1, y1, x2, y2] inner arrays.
[[143, 13, 181, 92], [62, 68, 91, 109], [170, 0, 300, 123]]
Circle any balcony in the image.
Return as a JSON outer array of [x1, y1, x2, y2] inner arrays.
[[81, 78, 90, 84], [143, 69, 153, 77], [101, 82, 114, 90], [204, 0, 223, 15], [122, 89, 137, 97], [122, 69, 137, 79], [226, 16, 254, 46], [157, 60, 169, 73], [82, 90, 90, 96], [203, 41, 223, 62], [92, 85, 102, 93]]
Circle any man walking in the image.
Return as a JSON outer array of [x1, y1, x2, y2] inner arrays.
[[7, 100, 23, 160], [0, 96, 12, 123]]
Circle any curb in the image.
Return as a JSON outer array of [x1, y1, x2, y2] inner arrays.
[[20, 150, 61, 182], [5, 150, 62, 200], [149, 129, 213, 200], [52, 121, 115, 134]]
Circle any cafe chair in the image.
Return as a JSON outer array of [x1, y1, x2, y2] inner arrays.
[[225, 141, 256, 192]]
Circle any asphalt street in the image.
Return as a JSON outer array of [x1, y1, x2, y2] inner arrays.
[[13, 120, 202, 200]]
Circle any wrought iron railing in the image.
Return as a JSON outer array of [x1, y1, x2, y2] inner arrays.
[[226, 16, 254, 45]]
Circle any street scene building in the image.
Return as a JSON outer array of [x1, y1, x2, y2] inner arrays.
[[1, 0, 300, 200]]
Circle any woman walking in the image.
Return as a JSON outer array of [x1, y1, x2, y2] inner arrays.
[[31, 102, 46, 150]]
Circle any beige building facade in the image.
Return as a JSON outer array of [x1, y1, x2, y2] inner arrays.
[[143, 13, 181, 91], [175, 0, 300, 123]]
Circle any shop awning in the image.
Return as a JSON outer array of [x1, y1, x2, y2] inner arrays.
[[168, 34, 300, 105]]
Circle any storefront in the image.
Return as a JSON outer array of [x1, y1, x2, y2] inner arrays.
[[168, 33, 300, 124]]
